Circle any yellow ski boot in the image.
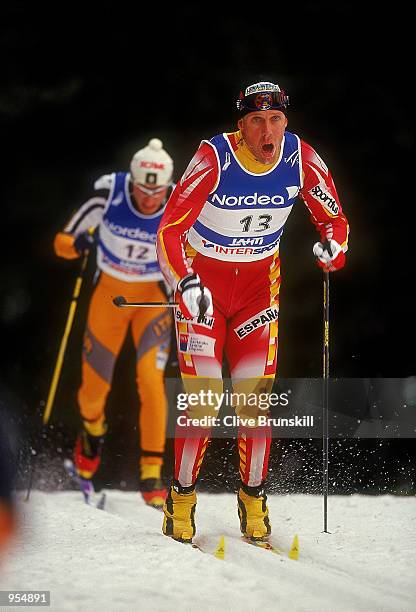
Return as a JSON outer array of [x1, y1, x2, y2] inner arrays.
[[238, 484, 271, 541], [163, 482, 197, 543]]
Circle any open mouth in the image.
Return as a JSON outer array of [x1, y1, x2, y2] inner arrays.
[[262, 143, 275, 155]]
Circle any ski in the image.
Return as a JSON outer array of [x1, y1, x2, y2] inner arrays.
[[242, 537, 283, 555], [242, 534, 299, 559], [172, 534, 292, 559], [169, 538, 204, 553], [64, 459, 106, 510], [189, 542, 204, 553], [171, 536, 222, 557]]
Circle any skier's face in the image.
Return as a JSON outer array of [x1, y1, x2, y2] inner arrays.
[[133, 183, 168, 214], [238, 110, 287, 164]]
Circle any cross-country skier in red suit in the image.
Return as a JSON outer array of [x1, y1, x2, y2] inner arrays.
[[157, 80, 349, 543]]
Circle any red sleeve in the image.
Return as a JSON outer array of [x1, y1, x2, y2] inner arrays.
[[300, 139, 349, 250], [157, 143, 218, 287]]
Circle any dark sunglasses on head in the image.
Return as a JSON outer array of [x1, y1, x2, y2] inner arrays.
[[237, 87, 289, 115]]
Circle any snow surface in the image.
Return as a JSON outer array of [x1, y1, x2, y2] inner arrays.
[[1, 491, 415, 612]]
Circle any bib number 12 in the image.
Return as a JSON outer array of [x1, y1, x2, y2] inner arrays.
[[125, 244, 149, 259]]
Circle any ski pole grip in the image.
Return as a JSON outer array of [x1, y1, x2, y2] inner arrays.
[[197, 293, 209, 321], [322, 239, 333, 258], [113, 295, 127, 307]]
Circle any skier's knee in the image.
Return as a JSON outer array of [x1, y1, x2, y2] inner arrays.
[[232, 377, 274, 425], [180, 376, 223, 427]]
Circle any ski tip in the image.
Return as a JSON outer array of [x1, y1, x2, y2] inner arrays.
[[214, 535, 225, 560], [288, 534, 299, 560]]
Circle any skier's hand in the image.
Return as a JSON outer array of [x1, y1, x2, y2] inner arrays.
[[176, 273, 214, 320], [313, 239, 345, 272], [74, 229, 97, 255]]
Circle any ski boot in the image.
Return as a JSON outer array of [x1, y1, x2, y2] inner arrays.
[[237, 482, 271, 541], [162, 481, 197, 543], [139, 464, 167, 509], [74, 427, 105, 480]]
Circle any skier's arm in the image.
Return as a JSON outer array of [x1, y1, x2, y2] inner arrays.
[[299, 140, 349, 252], [54, 175, 112, 259], [156, 144, 218, 288]]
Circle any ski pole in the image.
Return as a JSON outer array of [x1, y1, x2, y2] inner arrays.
[[113, 295, 178, 308], [322, 240, 332, 534], [42, 252, 89, 425], [112, 294, 210, 312]]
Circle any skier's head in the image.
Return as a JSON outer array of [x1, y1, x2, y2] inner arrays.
[[236, 81, 289, 165], [130, 138, 173, 214]]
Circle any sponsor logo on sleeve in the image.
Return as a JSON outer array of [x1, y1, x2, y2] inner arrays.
[[309, 184, 339, 215], [234, 306, 279, 339]]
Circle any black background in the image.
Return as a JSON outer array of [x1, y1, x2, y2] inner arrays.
[[0, 4, 413, 495]]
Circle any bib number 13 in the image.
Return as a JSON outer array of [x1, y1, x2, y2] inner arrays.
[[240, 214, 272, 232]]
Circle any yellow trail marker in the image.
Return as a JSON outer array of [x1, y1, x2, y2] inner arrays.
[[214, 535, 225, 560], [288, 534, 299, 560]]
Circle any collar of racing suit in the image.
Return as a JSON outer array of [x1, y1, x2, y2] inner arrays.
[[229, 130, 276, 174]]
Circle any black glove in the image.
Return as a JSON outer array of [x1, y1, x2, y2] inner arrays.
[[74, 230, 97, 255]]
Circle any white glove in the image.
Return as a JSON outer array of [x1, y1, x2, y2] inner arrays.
[[176, 273, 214, 319], [313, 239, 345, 271]]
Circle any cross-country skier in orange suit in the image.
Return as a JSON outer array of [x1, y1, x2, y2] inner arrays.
[[54, 139, 174, 508]]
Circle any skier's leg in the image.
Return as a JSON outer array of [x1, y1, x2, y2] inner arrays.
[[225, 254, 280, 539], [236, 426, 272, 540], [75, 274, 131, 478], [163, 295, 226, 541], [173, 302, 226, 486]]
